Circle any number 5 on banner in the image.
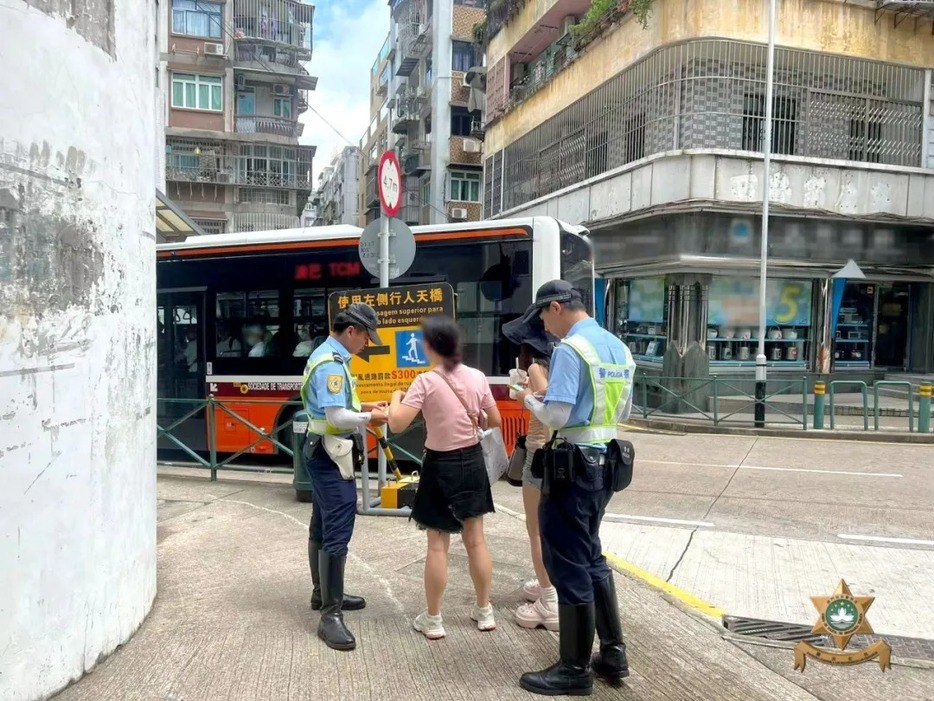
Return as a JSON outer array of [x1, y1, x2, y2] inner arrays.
[[774, 283, 801, 324]]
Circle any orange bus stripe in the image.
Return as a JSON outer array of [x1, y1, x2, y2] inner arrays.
[[156, 227, 529, 259]]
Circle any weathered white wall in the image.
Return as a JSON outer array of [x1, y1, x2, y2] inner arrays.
[[0, 2, 158, 700]]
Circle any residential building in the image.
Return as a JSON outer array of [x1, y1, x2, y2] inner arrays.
[[162, 0, 318, 235], [387, 0, 487, 226], [482, 0, 934, 377], [311, 146, 360, 225], [359, 34, 393, 226]]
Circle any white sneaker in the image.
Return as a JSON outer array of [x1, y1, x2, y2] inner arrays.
[[523, 579, 540, 602], [515, 598, 559, 631], [413, 611, 446, 640], [470, 604, 496, 631]]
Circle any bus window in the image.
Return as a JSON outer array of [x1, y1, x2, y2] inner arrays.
[[293, 289, 328, 357], [409, 238, 532, 377], [216, 290, 282, 358], [561, 232, 595, 314]]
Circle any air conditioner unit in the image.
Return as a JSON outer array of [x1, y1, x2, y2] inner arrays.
[[204, 42, 225, 56], [273, 84, 293, 96], [462, 138, 481, 153], [462, 73, 472, 88], [450, 207, 468, 220], [560, 15, 578, 36]]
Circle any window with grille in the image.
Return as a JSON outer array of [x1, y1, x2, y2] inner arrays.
[[193, 219, 226, 235], [237, 188, 291, 205]]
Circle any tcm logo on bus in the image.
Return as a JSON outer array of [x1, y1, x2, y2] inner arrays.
[[294, 261, 361, 281], [598, 368, 630, 380]]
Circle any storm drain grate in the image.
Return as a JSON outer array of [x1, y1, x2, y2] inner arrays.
[[722, 615, 934, 662]]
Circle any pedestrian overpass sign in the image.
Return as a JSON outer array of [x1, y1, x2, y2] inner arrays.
[[327, 283, 456, 402]]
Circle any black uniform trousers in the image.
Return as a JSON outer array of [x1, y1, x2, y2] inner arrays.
[[539, 459, 614, 605], [306, 441, 357, 558]]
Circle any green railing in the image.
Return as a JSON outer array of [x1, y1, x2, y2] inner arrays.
[[631, 375, 934, 433], [156, 396, 423, 482], [633, 375, 808, 429]]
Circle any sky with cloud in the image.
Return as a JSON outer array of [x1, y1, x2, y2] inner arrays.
[[300, 0, 390, 184]]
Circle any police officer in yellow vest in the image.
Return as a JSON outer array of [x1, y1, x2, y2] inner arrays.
[[301, 302, 388, 651], [515, 280, 637, 696]]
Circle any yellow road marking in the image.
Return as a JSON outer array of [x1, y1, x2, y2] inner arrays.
[[603, 551, 726, 619], [495, 501, 726, 620]]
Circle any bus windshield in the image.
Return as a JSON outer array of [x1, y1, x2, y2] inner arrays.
[[561, 231, 595, 314]]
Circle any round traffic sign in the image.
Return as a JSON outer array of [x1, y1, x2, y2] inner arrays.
[[378, 151, 402, 217], [358, 218, 416, 281]]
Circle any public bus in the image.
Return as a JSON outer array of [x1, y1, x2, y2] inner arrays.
[[156, 217, 595, 465]]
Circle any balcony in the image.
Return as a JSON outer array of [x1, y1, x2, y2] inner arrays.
[[230, 212, 300, 232], [235, 115, 304, 139], [165, 140, 314, 190], [395, 21, 432, 77], [402, 143, 430, 175], [364, 165, 379, 209], [234, 44, 318, 90], [876, 1, 934, 23], [233, 0, 314, 60], [391, 97, 422, 134]]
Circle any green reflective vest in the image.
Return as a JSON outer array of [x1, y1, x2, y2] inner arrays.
[[558, 335, 636, 445], [299, 348, 362, 437]]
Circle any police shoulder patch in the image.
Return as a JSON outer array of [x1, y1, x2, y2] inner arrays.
[[326, 374, 344, 394]]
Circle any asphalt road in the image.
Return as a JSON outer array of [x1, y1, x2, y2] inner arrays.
[[492, 432, 934, 640]]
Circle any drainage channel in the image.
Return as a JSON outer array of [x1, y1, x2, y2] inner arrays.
[[723, 615, 934, 662]]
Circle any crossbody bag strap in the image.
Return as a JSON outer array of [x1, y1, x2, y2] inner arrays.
[[433, 369, 481, 435]]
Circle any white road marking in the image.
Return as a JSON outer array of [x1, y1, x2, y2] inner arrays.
[[603, 514, 715, 528], [837, 534, 934, 547], [640, 459, 902, 478]]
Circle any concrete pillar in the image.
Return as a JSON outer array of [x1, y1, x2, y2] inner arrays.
[[0, 2, 158, 700], [430, 0, 453, 224]]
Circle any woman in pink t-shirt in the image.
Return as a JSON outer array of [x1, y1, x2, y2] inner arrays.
[[388, 315, 502, 640]]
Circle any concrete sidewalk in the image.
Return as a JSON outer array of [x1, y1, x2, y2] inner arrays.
[[56, 474, 931, 700]]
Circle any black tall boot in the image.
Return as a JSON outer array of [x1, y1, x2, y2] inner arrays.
[[317, 552, 356, 651], [309, 541, 366, 611], [519, 604, 595, 696], [591, 575, 629, 682]]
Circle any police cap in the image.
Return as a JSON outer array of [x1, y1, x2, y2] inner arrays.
[[341, 302, 383, 345]]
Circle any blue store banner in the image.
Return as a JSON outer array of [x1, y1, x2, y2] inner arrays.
[[708, 279, 813, 328]]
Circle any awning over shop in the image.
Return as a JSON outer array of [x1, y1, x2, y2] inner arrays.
[[156, 189, 205, 242]]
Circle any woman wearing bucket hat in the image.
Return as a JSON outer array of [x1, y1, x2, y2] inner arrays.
[[502, 313, 559, 632]]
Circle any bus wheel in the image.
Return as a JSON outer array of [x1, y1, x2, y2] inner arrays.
[[296, 489, 314, 503]]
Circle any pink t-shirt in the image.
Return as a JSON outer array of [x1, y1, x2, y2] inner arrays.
[[401, 365, 496, 451]]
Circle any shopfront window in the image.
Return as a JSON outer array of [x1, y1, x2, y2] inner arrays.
[[613, 277, 669, 362], [706, 278, 812, 366], [832, 282, 910, 369]]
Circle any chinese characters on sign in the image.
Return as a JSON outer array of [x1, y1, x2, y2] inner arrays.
[[327, 283, 456, 402]]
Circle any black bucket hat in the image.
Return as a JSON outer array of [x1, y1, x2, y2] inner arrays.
[[502, 312, 556, 358]]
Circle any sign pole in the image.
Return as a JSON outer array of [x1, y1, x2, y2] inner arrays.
[[755, 0, 777, 428], [375, 212, 390, 501], [373, 150, 404, 511]]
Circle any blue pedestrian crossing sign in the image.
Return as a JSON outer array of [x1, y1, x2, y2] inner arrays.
[[396, 330, 428, 367]]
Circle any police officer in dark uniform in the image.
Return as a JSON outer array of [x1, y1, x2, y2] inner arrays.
[[515, 280, 637, 696], [301, 302, 389, 651]]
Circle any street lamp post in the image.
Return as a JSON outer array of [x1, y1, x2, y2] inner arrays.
[[755, 0, 778, 428]]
